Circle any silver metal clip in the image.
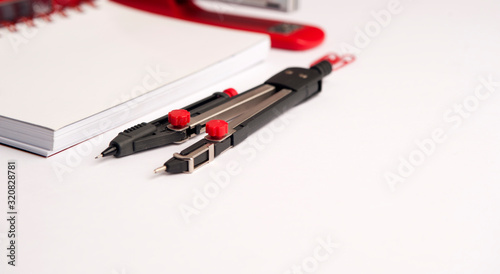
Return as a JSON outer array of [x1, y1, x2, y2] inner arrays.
[[173, 143, 215, 173]]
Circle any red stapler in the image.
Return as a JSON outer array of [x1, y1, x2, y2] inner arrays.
[[111, 0, 325, 51]]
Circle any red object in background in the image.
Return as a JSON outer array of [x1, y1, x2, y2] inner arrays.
[[110, 0, 325, 51], [206, 120, 228, 139], [168, 109, 191, 128]]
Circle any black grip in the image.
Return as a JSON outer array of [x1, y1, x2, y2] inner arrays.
[[111, 123, 157, 157]]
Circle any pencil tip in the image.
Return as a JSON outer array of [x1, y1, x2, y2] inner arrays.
[[95, 154, 103, 159], [154, 166, 167, 174], [99, 146, 117, 158]]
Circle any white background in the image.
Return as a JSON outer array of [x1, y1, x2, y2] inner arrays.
[[1, 0, 500, 273]]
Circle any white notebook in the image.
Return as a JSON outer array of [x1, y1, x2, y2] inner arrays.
[[0, 0, 269, 156]]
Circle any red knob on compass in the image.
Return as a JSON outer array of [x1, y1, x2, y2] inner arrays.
[[223, 88, 238, 97], [168, 109, 190, 127], [206, 120, 228, 139]]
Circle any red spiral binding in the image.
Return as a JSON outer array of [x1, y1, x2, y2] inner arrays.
[[0, 0, 94, 32]]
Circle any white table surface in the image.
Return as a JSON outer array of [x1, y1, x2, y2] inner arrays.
[[1, 0, 500, 273]]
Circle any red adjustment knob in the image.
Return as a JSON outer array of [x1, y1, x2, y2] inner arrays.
[[206, 120, 228, 139], [223, 88, 238, 98], [168, 109, 190, 127]]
